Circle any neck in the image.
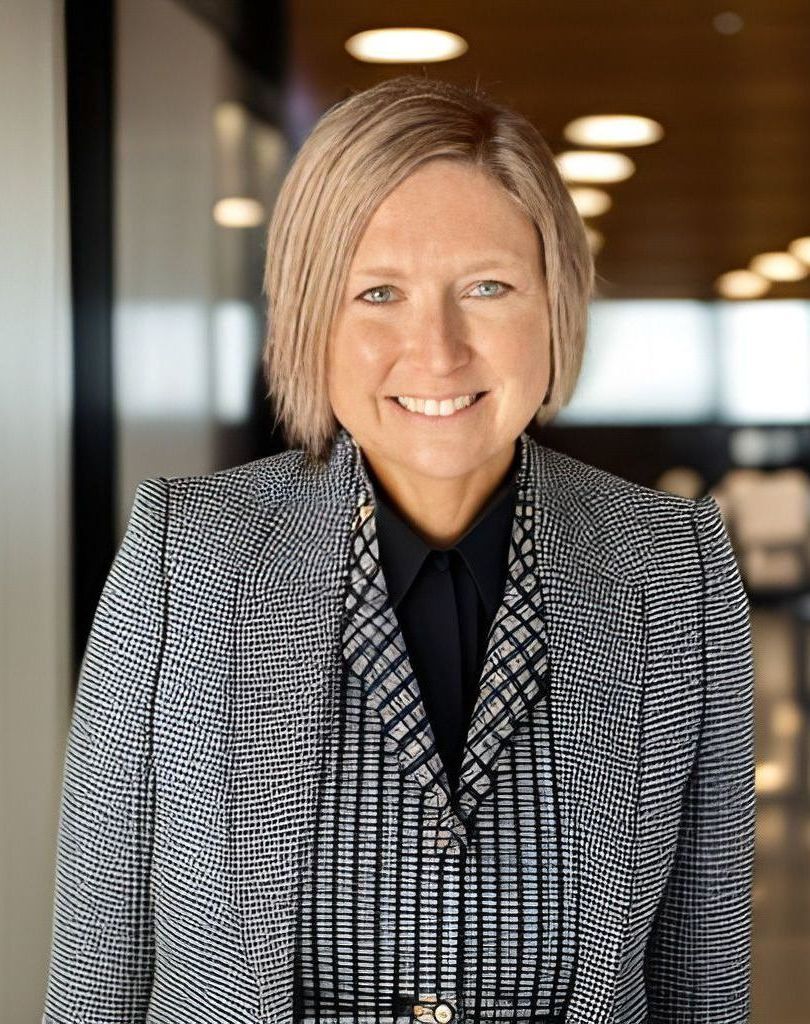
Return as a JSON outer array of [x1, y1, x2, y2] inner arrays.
[[358, 441, 518, 549]]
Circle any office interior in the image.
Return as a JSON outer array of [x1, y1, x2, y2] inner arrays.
[[3, 2, 809, 1022]]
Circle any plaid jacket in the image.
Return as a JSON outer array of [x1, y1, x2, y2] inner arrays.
[[42, 426, 756, 1024]]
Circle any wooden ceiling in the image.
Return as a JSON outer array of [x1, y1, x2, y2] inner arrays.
[[287, 0, 810, 300]]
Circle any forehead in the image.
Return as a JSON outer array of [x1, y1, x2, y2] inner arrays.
[[352, 163, 540, 269]]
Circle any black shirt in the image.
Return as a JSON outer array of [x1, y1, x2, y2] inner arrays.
[[367, 446, 520, 794]]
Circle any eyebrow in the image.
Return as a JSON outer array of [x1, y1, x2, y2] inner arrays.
[[350, 255, 524, 277]]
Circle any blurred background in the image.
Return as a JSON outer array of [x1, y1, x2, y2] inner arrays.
[[2, 1, 810, 1021]]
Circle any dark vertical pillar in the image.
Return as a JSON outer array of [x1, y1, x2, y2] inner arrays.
[[64, 0, 116, 685]]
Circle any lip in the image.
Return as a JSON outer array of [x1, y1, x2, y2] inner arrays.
[[386, 391, 488, 422]]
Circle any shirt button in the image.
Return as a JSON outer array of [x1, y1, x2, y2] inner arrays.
[[432, 551, 449, 572], [435, 1002, 455, 1023]]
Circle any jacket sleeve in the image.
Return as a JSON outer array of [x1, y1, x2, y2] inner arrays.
[[42, 477, 169, 1024], [644, 493, 757, 1023]]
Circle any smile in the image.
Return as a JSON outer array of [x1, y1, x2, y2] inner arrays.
[[387, 391, 488, 419]]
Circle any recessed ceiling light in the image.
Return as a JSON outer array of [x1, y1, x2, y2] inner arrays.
[[787, 236, 810, 265], [213, 197, 265, 228], [345, 28, 468, 63], [555, 150, 635, 184], [715, 270, 771, 299], [713, 11, 744, 35], [569, 187, 612, 218], [563, 114, 663, 148], [749, 251, 809, 282]]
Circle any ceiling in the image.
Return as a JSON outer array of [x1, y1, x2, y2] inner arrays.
[[285, 0, 810, 300]]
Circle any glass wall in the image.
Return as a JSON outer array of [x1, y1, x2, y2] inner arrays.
[[561, 299, 810, 425], [114, 0, 288, 531]]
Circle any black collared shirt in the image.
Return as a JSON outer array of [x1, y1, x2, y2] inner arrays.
[[367, 447, 519, 794]]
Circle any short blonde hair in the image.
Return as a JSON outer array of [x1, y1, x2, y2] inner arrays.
[[262, 74, 594, 466]]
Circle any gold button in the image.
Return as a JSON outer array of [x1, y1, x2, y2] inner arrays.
[[435, 1002, 454, 1023]]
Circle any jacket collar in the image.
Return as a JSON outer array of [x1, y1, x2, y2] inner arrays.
[[335, 425, 651, 1023], [314, 424, 649, 586]]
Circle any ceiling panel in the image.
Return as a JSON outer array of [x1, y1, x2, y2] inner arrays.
[[288, 0, 810, 299]]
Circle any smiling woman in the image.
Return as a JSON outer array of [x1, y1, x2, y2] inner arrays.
[[42, 73, 755, 1024]]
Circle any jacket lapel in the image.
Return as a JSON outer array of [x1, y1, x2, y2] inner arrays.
[[341, 430, 552, 841], [341, 509, 453, 809], [231, 435, 357, 1023]]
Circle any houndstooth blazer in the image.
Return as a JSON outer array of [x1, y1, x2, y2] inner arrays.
[[42, 425, 756, 1024]]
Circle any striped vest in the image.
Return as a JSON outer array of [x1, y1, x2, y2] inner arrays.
[[294, 432, 578, 1023]]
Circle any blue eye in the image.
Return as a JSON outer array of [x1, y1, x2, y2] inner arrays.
[[358, 280, 511, 304], [471, 280, 510, 298], [360, 285, 395, 304]]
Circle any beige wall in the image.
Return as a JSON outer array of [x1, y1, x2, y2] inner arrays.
[[0, 1, 72, 1021]]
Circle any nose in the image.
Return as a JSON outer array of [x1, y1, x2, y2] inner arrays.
[[403, 305, 471, 376]]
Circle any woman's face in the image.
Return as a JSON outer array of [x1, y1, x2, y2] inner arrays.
[[327, 158, 552, 485]]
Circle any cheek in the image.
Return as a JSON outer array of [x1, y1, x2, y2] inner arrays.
[[329, 323, 391, 390], [495, 330, 548, 376], [493, 329, 551, 406]]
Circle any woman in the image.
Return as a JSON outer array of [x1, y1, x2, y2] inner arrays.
[[42, 76, 755, 1024]]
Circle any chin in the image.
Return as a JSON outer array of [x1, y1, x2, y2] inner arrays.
[[394, 441, 489, 477]]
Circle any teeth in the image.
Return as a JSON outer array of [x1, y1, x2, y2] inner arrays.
[[395, 393, 479, 416]]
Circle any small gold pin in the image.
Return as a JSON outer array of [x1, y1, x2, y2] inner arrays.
[[351, 503, 375, 532]]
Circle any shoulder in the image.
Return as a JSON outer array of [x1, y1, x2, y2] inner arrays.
[[533, 441, 702, 579], [158, 446, 325, 511], [129, 450, 316, 570], [537, 441, 696, 514]]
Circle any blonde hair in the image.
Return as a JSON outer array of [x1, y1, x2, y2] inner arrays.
[[262, 74, 594, 466]]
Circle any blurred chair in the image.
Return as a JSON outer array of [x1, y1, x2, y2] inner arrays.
[[656, 464, 706, 500], [714, 467, 810, 801], [714, 468, 810, 591]]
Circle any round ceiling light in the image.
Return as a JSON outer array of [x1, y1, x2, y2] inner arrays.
[[749, 251, 809, 281], [569, 187, 612, 218], [584, 225, 604, 254], [715, 270, 771, 299], [787, 236, 810, 265], [555, 150, 635, 184], [213, 197, 265, 228], [345, 28, 468, 63], [563, 114, 664, 148]]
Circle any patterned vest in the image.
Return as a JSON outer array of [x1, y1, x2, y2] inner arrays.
[[293, 433, 579, 1024]]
